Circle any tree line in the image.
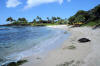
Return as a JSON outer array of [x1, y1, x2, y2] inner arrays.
[[6, 4, 100, 26], [68, 4, 100, 26], [6, 16, 68, 26]]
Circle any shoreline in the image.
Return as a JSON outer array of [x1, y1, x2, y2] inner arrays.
[[20, 25, 70, 66], [0, 25, 69, 66], [21, 25, 99, 66]]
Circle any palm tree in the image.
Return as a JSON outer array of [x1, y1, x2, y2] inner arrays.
[[17, 18, 27, 24], [33, 19, 37, 25], [52, 17, 57, 24], [57, 17, 61, 20], [36, 16, 40, 23], [47, 17, 49, 23], [6, 17, 14, 23], [37, 16, 42, 24], [39, 17, 42, 23], [36, 16, 39, 20]]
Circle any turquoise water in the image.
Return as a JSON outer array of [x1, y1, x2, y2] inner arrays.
[[0, 26, 69, 66]]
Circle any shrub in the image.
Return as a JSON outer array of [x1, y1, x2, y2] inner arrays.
[[67, 45, 76, 49]]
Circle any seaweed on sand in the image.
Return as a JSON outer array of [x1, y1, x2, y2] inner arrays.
[[2, 60, 27, 66]]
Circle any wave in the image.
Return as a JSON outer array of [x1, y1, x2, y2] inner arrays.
[[0, 28, 10, 30], [0, 27, 70, 66]]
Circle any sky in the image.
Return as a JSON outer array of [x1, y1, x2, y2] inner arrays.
[[0, 0, 100, 25]]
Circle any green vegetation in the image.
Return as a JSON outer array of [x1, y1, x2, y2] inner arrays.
[[5, 4, 100, 27], [82, 21, 98, 26], [5, 16, 68, 26], [67, 45, 76, 49], [68, 4, 100, 26], [6, 17, 14, 23], [82, 19, 100, 26], [6, 60, 27, 66]]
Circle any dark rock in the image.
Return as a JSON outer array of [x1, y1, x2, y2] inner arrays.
[[0, 58, 3, 62], [7, 62, 17, 66], [72, 24, 81, 27], [93, 24, 100, 29], [2, 60, 27, 66], [17, 60, 27, 65], [78, 38, 91, 43]]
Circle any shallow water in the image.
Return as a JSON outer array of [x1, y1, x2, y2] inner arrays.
[[0, 26, 69, 65]]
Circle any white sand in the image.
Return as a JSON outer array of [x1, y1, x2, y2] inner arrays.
[[21, 25, 100, 66]]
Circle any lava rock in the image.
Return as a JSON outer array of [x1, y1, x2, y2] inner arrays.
[[78, 38, 91, 43], [93, 24, 100, 29], [72, 24, 81, 27], [3, 62, 17, 66], [0, 58, 3, 62]]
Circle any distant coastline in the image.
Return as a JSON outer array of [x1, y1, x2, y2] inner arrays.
[[0, 23, 63, 27]]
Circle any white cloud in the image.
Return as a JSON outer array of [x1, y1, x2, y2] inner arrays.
[[24, 0, 64, 9], [6, 0, 21, 8]]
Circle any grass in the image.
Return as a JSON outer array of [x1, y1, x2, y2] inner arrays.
[[82, 22, 98, 26], [67, 45, 76, 49], [82, 20, 100, 27], [6, 60, 27, 66], [32, 23, 61, 26]]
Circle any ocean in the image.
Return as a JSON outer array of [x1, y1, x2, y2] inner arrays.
[[0, 26, 69, 66]]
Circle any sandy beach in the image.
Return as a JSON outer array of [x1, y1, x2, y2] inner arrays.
[[21, 25, 100, 66]]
